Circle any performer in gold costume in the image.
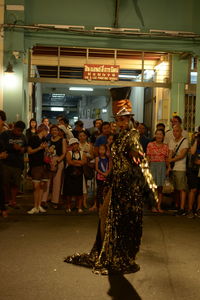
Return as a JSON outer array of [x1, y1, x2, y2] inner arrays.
[[65, 87, 157, 275]]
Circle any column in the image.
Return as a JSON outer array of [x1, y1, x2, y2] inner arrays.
[[0, 0, 4, 109], [195, 58, 200, 127], [170, 54, 189, 119]]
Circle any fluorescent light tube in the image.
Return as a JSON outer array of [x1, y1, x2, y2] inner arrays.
[[118, 75, 137, 79], [69, 87, 94, 91], [51, 107, 64, 111]]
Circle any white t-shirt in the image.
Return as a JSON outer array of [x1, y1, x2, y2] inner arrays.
[[169, 138, 189, 171], [164, 129, 188, 146]]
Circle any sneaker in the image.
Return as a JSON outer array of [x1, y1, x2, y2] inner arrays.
[[175, 209, 186, 216], [38, 206, 46, 213], [27, 207, 39, 214], [65, 208, 71, 213], [195, 210, 200, 218], [78, 208, 83, 213], [41, 202, 48, 209], [187, 210, 195, 219]]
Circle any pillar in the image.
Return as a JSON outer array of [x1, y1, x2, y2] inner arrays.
[[170, 54, 189, 119]]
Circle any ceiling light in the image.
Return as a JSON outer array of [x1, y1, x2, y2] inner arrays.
[[52, 94, 65, 98], [51, 107, 64, 111], [69, 87, 94, 91]]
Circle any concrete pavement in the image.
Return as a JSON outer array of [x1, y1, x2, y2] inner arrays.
[[0, 196, 200, 300]]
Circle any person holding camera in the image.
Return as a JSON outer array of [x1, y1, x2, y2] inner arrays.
[[187, 126, 200, 218], [168, 125, 189, 215]]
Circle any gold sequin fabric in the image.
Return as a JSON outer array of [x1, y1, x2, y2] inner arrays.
[[65, 128, 157, 275]]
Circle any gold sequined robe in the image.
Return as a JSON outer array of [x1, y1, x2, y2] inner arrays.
[[65, 128, 157, 274]]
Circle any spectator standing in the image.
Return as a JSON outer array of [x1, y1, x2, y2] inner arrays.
[[138, 123, 151, 153], [105, 134, 115, 158], [26, 118, 37, 143], [151, 123, 166, 141], [72, 120, 90, 139], [0, 121, 27, 208], [63, 138, 87, 213], [42, 125, 66, 208], [27, 124, 49, 214], [0, 110, 8, 133], [94, 121, 111, 156], [147, 129, 169, 212], [168, 125, 189, 215], [110, 121, 118, 135], [42, 117, 50, 129], [41, 117, 52, 142], [78, 130, 94, 208], [187, 127, 200, 218], [164, 115, 188, 145], [89, 119, 103, 144], [58, 117, 74, 141]]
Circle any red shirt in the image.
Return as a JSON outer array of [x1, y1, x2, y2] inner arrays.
[[147, 142, 169, 162]]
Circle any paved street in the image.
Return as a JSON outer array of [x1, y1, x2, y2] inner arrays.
[[0, 195, 200, 300]]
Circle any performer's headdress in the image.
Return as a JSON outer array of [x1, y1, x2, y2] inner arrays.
[[110, 87, 134, 116]]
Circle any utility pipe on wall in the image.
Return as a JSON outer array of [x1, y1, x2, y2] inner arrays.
[[114, 0, 120, 28]]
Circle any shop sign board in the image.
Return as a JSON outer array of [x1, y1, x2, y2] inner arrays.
[[84, 64, 119, 81]]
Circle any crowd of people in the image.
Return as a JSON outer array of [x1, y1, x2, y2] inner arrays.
[[0, 110, 200, 219]]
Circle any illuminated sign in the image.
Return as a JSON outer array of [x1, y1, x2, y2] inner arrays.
[[84, 64, 119, 81]]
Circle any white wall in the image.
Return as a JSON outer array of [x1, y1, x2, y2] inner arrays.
[[79, 95, 111, 123], [130, 87, 144, 122]]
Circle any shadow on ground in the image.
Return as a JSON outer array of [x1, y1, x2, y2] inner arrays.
[[108, 274, 142, 300]]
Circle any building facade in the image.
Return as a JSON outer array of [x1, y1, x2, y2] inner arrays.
[[0, 0, 200, 132]]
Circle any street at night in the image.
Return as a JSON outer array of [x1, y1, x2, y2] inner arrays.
[[0, 195, 200, 300]]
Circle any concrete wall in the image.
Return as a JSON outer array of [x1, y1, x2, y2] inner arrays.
[[24, 0, 198, 33]]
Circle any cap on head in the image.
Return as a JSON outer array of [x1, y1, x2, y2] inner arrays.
[[69, 138, 79, 145], [58, 124, 68, 134]]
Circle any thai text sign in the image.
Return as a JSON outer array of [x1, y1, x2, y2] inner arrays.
[[84, 64, 119, 81]]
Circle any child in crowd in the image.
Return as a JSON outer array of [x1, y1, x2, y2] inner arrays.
[[95, 144, 112, 211], [63, 138, 87, 213], [78, 130, 94, 208]]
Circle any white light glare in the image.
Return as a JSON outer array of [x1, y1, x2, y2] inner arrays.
[[144, 70, 155, 79], [51, 107, 64, 111], [118, 74, 137, 79], [102, 108, 107, 113], [191, 71, 197, 77], [3, 73, 18, 88], [69, 87, 94, 91]]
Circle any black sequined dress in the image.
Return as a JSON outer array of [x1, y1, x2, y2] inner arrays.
[[65, 128, 157, 275]]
